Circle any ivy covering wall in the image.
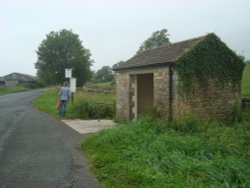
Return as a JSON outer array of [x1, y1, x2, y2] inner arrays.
[[175, 33, 245, 94]]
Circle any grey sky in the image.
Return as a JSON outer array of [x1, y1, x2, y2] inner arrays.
[[1, 0, 249, 76]]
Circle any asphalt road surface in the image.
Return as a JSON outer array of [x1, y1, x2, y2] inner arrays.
[[0, 90, 99, 188]]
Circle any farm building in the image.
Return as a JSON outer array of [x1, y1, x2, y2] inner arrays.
[[113, 33, 245, 121], [1, 73, 37, 86], [0, 77, 5, 86]]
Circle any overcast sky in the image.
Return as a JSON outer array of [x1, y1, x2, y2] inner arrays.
[[0, 0, 249, 76]]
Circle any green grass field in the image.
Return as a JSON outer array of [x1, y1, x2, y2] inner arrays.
[[82, 117, 250, 187], [242, 64, 250, 97], [0, 85, 31, 95]]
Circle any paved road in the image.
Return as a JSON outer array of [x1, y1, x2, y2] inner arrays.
[[0, 90, 99, 188]]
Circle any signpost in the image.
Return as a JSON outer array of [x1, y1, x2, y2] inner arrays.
[[70, 78, 76, 93], [65, 68, 76, 103], [65, 69, 72, 78]]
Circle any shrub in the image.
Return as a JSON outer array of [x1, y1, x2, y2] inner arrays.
[[85, 101, 115, 119], [66, 92, 115, 119]]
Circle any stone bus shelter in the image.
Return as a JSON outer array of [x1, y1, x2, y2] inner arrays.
[[113, 33, 244, 121]]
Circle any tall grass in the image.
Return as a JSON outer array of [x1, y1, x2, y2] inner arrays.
[[67, 91, 115, 119], [242, 64, 250, 97], [82, 116, 250, 187], [33, 88, 115, 119]]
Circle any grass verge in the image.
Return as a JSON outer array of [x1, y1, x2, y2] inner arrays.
[[33, 87, 115, 119], [82, 116, 250, 187], [0, 85, 31, 95], [242, 64, 250, 97]]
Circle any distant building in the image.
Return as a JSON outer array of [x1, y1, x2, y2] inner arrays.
[[0, 77, 5, 86], [0, 73, 37, 86]]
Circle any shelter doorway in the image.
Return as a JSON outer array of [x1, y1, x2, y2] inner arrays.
[[137, 73, 154, 116]]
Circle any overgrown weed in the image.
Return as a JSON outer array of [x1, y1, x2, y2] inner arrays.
[[82, 116, 250, 187]]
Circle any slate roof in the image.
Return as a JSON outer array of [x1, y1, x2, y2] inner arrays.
[[3, 73, 37, 82], [113, 35, 206, 71]]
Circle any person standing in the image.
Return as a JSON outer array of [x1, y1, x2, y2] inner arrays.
[[58, 81, 70, 117]]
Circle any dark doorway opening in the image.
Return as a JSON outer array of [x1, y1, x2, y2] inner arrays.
[[137, 74, 154, 115]]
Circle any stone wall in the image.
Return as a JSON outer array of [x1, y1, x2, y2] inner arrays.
[[115, 73, 131, 120], [172, 72, 241, 120], [130, 75, 136, 119], [153, 68, 170, 116]]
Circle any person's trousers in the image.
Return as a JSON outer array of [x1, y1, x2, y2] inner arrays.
[[58, 100, 68, 116]]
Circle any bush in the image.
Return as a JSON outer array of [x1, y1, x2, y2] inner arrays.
[[66, 97, 115, 119], [85, 102, 115, 119], [72, 100, 115, 119]]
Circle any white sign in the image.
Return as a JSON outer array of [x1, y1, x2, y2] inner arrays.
[[65, 69, 72, 78], [70, 78, 76, 93]]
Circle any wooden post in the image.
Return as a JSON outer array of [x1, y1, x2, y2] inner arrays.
[[71, 92, 74, 103]]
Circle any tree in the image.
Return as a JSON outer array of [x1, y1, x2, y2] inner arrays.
[[137, 29, 171, 54], [238, 55, 250, 64], [35, 29, 93, 86], [238, 55, 245, 62], [94, 66, 114, 82]]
